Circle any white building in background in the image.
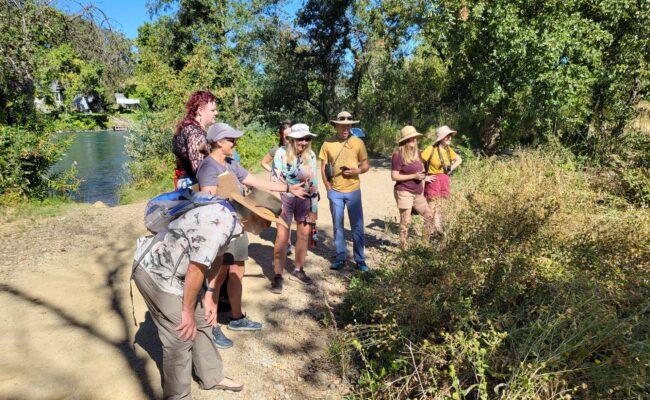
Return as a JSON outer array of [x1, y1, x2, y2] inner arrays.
[[114, 93, 140, 109]]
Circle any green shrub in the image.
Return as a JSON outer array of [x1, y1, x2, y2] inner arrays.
[[235, 121, 279, 171], [595, 128, 650, 206], [0, 125, 74, 201], [36, 112, 110, 132], [338, 149, 649, 399]]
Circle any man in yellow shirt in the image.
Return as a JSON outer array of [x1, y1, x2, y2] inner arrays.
[[319, 111, 370, 271]]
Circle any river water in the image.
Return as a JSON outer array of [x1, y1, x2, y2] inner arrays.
[[51, 131, 131, 206]]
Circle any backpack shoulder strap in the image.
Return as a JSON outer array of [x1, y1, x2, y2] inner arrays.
[[131, 232, 165, 278]]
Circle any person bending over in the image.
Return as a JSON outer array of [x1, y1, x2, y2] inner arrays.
[[132, 203, 243, 399]]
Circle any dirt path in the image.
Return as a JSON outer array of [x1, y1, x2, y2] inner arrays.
[[0, 160, 399, 400]]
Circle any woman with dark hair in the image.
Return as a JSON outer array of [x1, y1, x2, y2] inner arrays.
[[260, 121, 291, 173], [172, 90, 218, 189]]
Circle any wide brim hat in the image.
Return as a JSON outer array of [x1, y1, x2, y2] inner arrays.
[[230, 189, 288, 229], [397, 125, 423, 144], [330, 111, 360, 125], [206, 122, 244, 143], [433, 125, 457, 144], [286, 123, 317, 139]]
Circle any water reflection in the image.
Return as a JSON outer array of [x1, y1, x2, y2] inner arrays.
[[51, 131, 131, 206]]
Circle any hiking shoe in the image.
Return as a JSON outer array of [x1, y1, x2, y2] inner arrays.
[[228, 315, 263, 331], [289, 268, 313, 285], [212, 325, 233, 349], [287, 243, 295, 255], [271, 275, 284, 294], [356, 261, 369, 272], [330, 260, 346, 270]]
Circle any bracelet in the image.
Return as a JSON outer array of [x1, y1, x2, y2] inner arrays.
[[206, 287, 215, 292]]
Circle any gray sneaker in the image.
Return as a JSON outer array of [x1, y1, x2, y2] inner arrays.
[[227, 314, 263, 331], [289, 268, 313, 285], [212, 325, 234, 349]]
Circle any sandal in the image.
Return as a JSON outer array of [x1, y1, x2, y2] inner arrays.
[[209, 377, 243, 392]]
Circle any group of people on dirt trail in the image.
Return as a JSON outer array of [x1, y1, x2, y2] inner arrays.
[[131, 89, 462, 399]]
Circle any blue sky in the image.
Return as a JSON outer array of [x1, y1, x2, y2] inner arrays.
[[91, 0, 155, 39], [56, 0, 302, 40]]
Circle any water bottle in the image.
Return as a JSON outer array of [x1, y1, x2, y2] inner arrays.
[[309, 223, 318, 247]]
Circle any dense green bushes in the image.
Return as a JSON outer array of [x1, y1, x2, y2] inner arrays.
[[0, 125, 77, 203], [336, 150, 649, 399]]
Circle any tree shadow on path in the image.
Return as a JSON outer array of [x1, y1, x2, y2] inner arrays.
[[0, 226, 158, 399]]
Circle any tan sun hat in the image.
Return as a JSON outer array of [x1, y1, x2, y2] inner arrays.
[[433, 125, 457, 144], [330, 111, 360, 125], [397, 125, 423, 144], [230, 188, 288, 229]]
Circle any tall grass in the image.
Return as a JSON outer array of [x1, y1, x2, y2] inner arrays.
[[336, 149, 649, 399]]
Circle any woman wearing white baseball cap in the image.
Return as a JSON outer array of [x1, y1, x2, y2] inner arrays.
[[270, 123, 319, 293]]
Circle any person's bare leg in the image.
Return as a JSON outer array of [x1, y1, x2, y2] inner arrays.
[[428, 198, 444, 236], [398, 208, 412, 248], [414, 198, 434, 243], [226, 261, 245, 319], [293, 221, 311, 268], [273, 224, 290, 276]]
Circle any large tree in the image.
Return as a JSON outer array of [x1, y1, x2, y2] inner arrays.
[[0, 0, 134, 122]]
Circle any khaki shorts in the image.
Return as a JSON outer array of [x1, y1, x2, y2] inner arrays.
[[222, 232, 249, 264], [394, 189, 429, 211]]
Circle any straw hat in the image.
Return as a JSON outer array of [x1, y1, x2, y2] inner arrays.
[[230, 188, 288, 229], [397, 125, 423, 144], [433, 125, 457, 144], [330, 111, 360, 125]]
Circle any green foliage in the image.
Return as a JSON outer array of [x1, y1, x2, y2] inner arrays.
[[594, 128, 650, 206], [0, 125, 74, 201], [234, 122, 278, 170], [34, 44, 104, 110], [337, 149, 649, 399], [124, 110, 177, 190], [36, 113, 111, 132], [0, 1, 134, 123]]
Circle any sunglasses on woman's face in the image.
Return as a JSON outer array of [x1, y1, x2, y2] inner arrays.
[[224, 138, 237, 144], [297, 137, 312, 142]]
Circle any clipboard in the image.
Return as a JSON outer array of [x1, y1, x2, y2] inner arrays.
[[215, 171, 240, 200]]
